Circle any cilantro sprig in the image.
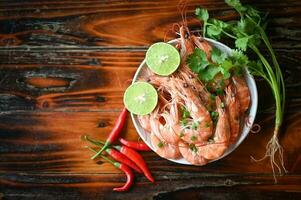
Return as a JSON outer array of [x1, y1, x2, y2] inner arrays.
[[194, 0, 286, 182], [187, 46, 243, 82]]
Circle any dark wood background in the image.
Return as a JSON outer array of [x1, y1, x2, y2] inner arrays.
[[0, 0, 300, 199]]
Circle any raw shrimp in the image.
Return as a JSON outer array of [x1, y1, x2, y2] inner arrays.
[[191, 35, 212, 58], [197, 97, 230, 160], [178, 67, 213, 110], [149, 104, 181, 145], [225, 85, 241, 143], [179, 26, 195, 60], [147, 75, 170, 88], [176, 25, 214, 109], [232, 76, 250, 114], [137, 115, 151, 133], [160, 100, 182, 144], [150, 133, 181, 159], [206, 73, 230, 93], [167, 78, 213, 144], [178, 141, 208, 165], [149, 108, 181, 159]]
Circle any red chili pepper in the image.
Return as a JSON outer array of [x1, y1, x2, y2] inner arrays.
[[106, 148, 142, 173], [83, 135, 142, 173], [100, 154, 134, 192], [119, 138, 151, 151], [113, 163, 133, 192], [115, 145, 154, 183], [92, 107, 127, 159]]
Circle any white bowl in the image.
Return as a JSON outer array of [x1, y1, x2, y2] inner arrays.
[[131, 38, 258, 165]]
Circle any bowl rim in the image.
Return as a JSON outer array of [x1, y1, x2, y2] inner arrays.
[[130, 37, 258, 165]]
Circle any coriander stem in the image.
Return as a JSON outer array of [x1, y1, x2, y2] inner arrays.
[[245, 14, 286, 118], [259, 28, 286, 115], [250, 45, 282, 127], [222, 30, 237, 39], [205, 22, 237, 39], [203, 21, 207, 37]]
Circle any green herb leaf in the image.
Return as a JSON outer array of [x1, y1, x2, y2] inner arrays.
[[189, 144, 198, 153], [157, 141, 164, 148], [235, 37, 249, 51], [179, 132, 185, 138], [210, 111, 219, 122], [211, 47, 227, 64], [205, 122, 210, 128], [198, 65, 220, 82], [220, 59, 234, 79], [225, 0, 246, 14], [191, 121, 199, 130], [180, 118, 188, 127], [195, 7, 209, 22], [191, 135, 197, 141], [216, 87, 223, 96], [231, 50, 249, 66], [182, 106, 191, 119], [187, 48, 209, 73], [207, 25, 222, 39]]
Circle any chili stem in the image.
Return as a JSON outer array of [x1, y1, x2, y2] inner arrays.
[[83, 135, 105, 146]]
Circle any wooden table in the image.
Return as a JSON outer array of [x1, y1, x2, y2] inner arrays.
[[0, 0, 300, 199]]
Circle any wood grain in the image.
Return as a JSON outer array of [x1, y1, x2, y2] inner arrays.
[[0, 0, 300, 47], [0, 50, 300, 112], [1, 173, 301, 199], [0, 112, 300, 174], [0, 111, 300, 198], [0, 0, 300, 199]]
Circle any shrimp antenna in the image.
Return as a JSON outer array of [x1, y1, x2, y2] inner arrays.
[[164, 23, 181, 42], [177, 0, 188, 27]]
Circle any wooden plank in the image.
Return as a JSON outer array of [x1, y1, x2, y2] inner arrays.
[[0, 0, 300, 47], [0, 173, 300, 199], [0, 111, 300, 174], [0, 50, 300, 112]]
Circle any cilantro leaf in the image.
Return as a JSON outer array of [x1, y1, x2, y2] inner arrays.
[[187, 48, 209, 73], [225, 0, 246, 14], [220, 59, 234, 79], [211, 47, 227, 64], [189, 144, 198, 152], [211, 19, 229, 29], [231, 50, 249, 66], [210, 111, 219, 123], [207, 26, 221, 39], [182, 106, 191, 119], [180, 118, 188, 127], [195, 7, 209, 22], [198, 65, 220, 82], [195, 7, 209, 37], [248, 60, 264, 76], [191, 121, 199, 130], [235, 36, 249, 51]]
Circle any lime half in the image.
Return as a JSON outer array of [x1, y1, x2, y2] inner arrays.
[[124, 82, 158, 115], [146, 42, 180, 76]]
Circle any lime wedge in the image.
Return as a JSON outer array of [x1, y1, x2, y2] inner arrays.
[[146, 42, 181, 76], [124, 82, 158, 115]]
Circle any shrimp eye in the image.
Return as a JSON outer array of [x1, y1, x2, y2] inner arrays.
[[188, 74, 194, 79], [183, 83, 188, 88], [192, 86, 196, 90]]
